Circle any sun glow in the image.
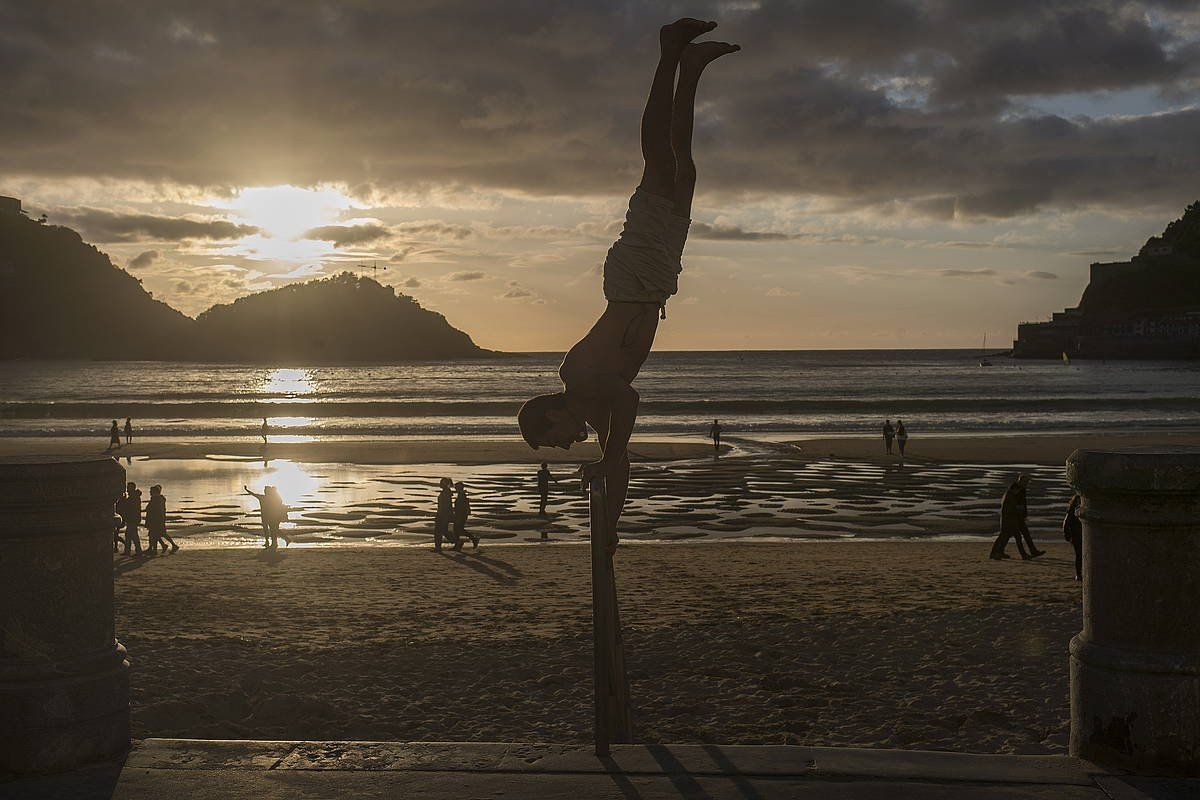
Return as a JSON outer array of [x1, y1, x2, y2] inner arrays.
[[261, 368, 316, 397], [211, 184, 358, 267]]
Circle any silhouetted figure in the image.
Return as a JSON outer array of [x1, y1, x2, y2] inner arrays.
[[244, 484, 287, 548], [107, 420, 121, 451], [453, 481, 478, 551], [537, 462, 559, 518], [709, 419, 723, 454], [518, 19, 738, 556], [990, 474, 1043, 560], [120, 482, 143, 556], [260, 418, 270, 445], [113, 510, 125, 553], [145, 484, 178, 554], [1064, 493, 1083, 581], [434, 477, 453, 553], [896, 419, 908, 461], [124, 417, 133, 446], [882, 419, 894, 454]]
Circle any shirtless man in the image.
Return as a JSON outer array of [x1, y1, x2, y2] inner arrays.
[[518, 19, 738, 552]]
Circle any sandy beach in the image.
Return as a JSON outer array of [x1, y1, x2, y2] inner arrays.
[[115, 542, 1080, 754]]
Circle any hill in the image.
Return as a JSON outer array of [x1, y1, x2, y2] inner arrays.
[[0, 203, 193, 359], [193, 273, 484, 361], [0, 199, 486, 362]]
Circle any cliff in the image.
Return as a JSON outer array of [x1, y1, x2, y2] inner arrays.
[[0, 204, 486, 362], [0, 208, 193, 359], [193, 273, 484, 362]]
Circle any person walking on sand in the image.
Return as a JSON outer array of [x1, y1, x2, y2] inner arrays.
[[124, 417, 133, 446], [145, 484, 178, 554], [895, 419, 909, 461], [1064, 493, 1083, 581], [107, 420, 121, 451], [518, 19, 739, 556], [990, 474, 1043, 560], [536, 462, 559, 518], [882, 419, 895, 455], [434, 477, 453, 553], [260, 418, 270, 446], [709, 419, 723, 455], [452, 481, 478, 551], [120, 482, 143, 556], [244, 484, 287, 548]]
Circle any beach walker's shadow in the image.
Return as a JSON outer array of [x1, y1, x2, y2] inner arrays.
[[256, 548, 288, 565], [439, 551, 518, 584], [113, 555, 152, 577], [470, 550, 522, 577]]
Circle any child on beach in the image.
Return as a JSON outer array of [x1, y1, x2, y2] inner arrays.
[[518, 18, 738, 554]]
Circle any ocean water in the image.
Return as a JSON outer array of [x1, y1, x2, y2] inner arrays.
[[3, 350, 1200, 438]]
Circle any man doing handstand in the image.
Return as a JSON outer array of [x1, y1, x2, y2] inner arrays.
[[518, 19, 738, 553]]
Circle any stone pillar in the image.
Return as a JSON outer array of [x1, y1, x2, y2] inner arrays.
[[0, 456, 130, 773], [1066, 448, 1200, 775]]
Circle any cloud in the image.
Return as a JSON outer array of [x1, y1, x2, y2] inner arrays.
[[766, 287, 802, 297], [304, 223, 390, 247], [446, 270, 486, 281], [939, 268, 999, 279], [499, 280, 544, 302], [691, 222, 794, 241], [1025, 270, 1059, 280], [129, 249, 160, 269], [0, 2, 1195, 220], [400, 277, 421, 288], [51, 207, 258, 242]]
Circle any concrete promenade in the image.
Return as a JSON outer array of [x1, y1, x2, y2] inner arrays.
[[5, 739, 1199, 799]]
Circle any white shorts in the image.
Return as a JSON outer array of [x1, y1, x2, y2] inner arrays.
[[602, 188, 690, 309]]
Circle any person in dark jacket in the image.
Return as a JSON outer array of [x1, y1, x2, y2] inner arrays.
[[453, 481, 478, 551], [145, 484, 178, 554], [434, 477, 453, 553], [536, 462, 559, 518], [120, 482, 143, 556], [107, 420, 122, 451], [1063, 494, 1083, 581], [989, 474, 1044, 560], [882, 419, 895, 454], [124, 417, 134, 446]]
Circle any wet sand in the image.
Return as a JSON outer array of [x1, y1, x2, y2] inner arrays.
[[115, 542, 1080, 753], [795, 431, 1200, 465]]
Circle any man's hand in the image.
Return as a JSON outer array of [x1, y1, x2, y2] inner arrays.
[[581, 459, 607, 486]]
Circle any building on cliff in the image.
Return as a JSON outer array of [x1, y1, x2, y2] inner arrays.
[[1012, 202, 1200, 359]]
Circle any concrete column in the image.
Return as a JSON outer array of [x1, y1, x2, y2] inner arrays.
[[1066, 447, 1200, 775], [0, 456, 130, 773]]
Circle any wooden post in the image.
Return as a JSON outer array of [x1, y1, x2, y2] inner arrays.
[[590, 477, 632, 757]]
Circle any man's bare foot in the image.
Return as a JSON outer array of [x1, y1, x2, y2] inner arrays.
[[680, 41, 741, 73], [660, 18, 717, 53]]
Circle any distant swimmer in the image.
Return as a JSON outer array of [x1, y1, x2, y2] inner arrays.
[[107, 420, 121, 451], [536, 461, 559, 518], [709, 419, 723, 455]]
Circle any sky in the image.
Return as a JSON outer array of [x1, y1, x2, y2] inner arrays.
[[2, 1, 1200, 352]]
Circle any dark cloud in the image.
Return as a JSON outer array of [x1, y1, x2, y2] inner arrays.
[[939, 268, 999, 279], [446, 270, 485, 281], [690, 222, 793, 241], [1026, 270, 1060, 280], [0, 1, 1197, 219], [51, 207, 258, 242], [304, 223, 390, 246], [395, 222, 473, 240], [129, 249, 159, 269], [400, 276, 420, 288]]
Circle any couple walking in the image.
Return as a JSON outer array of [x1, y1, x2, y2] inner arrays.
[[434, 479, 476, 552], [107, 418, 134, 450], [882, 419, 908, 458], [115, 481, 176, 556], [244, 485, 289, 548]]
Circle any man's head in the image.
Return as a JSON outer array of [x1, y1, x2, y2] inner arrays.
[[1016, 473, 1030, 487], [440, 477, 452, 489], [518, 393, 586, 450], [150, 484, 162, 496], [540, 461, 548, 469], [127, 481, 136, 491]]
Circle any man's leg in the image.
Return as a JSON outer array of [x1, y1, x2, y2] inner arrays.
[[639, 19, 716, 199], [670, 40, 740, 216]]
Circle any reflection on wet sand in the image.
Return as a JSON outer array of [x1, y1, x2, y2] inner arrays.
[[124, 450, 1073, 549]]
